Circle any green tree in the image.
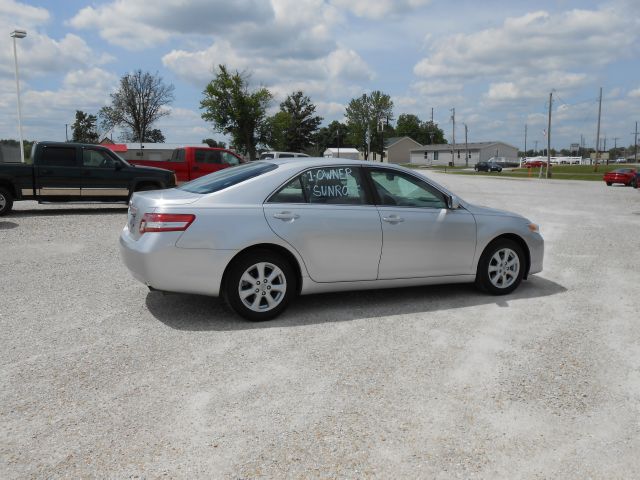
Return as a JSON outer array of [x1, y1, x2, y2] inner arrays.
[[421, 120, 447, 145], [313, 121, 352, 156], [99, 70, 174, 143], [279, 91, 322, 152], [395, 114, 421, 142], [71, 110, 99, 144], [264, 111, 292, 151], [202, 138, 226, 148], [200, 65, 272, 160], [345, 90, 393, 160]]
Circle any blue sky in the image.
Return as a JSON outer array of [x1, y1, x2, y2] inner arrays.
[[1, 0, 639, 151]]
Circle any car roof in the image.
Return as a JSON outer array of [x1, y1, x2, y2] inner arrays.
[[265, 157, 396, 168]]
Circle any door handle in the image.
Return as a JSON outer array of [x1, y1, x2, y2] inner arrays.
[[382, 215, 404, 223], [273, 211, 300, 221]]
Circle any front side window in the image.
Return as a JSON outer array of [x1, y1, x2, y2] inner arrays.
[[279, 153, 294, 158], [369, 169, 446, 209], [83, 149, 118, 168], [40, 147, 76, 167], [260, 153, 275, 159]]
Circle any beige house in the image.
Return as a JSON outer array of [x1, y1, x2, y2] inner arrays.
[[382, 136, 423, 164], [409, 141, 518, 167]]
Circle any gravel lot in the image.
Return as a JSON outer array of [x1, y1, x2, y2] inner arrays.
[[1, 173, 639, 479]]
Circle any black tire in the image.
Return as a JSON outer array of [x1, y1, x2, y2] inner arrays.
[[633, 179, 638, 189], [606, 182, 612, 186], [475, 238, 525, 295], [224, 250, 296, 321], [0, 187, 14, 216]]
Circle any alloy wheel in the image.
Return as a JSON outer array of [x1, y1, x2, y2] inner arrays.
[[488, 248, 520, 289], [238, 262, 287, 312]]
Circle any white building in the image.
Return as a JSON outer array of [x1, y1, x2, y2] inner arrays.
[[323, 147, 361, 160], [410, 141, 518, 166]]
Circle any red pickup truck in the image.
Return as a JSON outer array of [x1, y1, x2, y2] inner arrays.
[[104, 145, 245, 183]]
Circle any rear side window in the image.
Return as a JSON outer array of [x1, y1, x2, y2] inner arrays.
[[40, 147, 76, 167], [195, 149, 222, 164], [260, 153, 275, 159], [279, 153, 294, 158], [268, 167, 365, 204], [171, 149, 186, 162], [178, 162, 277, 194]]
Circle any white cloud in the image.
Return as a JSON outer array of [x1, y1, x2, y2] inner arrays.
[[414, 8, 636, 83], [629, 87, 640, 98], [70, 0, 273, 50], [331, 0, 431, 19], [0, 67, 117, 140], [0, 0, 49, 27]]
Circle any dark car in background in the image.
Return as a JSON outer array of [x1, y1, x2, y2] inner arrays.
[[0, 142, 176, 216], [475, 161, 502, 173]]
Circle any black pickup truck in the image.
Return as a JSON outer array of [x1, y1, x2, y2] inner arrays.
[[0, 141, 176, 215]]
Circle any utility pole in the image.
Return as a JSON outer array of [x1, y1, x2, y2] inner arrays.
[[464, 123, 469, 167], [524, 123, 528, 165], [603, 137, 608, 164], [594, 87, 602, 171], [534, 140, 538, 156], [613, 136, 620, 162], [431, 107, 434, 123], [450, 108, 455, 167], [65, 124, 68, 142], [546, 92, 552, 178], [633, 121, 638, 163], [336, 125, 341, 158]]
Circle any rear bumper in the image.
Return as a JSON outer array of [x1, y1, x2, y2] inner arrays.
[[119, 226, 237, 297]]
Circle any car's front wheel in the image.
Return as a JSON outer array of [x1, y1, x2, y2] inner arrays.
[[475, 238, 525, 295], [606, 182, 612, 186], [224, 250, 296, 321]]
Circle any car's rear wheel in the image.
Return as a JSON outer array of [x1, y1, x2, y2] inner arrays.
[[0, 187, 14, 216], [475, 238, 525, 295], [606, 182, 612, 186], [224, 250, 296, 321]]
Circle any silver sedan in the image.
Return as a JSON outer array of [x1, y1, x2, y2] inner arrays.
[[120, 158, 544, 321]]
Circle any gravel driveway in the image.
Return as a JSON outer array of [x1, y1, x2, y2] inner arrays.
[[1, 173, 639, 478]]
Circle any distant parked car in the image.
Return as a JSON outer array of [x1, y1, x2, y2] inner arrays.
[[603, 168, 637, 187], [475, 161, 502, 172], [615, 158, 627, 164], [524, 160, 551, 168]]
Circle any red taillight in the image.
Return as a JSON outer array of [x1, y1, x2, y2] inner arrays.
[[139, 213, 195, 234]]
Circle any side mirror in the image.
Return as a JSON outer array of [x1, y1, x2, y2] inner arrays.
[[448, 195, 460, 209]]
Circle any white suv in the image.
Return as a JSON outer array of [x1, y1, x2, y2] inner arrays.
[[259, 151, 310, 160]]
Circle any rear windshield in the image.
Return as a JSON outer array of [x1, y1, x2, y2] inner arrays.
[[178, 162, 277, 194]]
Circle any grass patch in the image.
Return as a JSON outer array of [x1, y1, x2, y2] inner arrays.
[[439, 163, 637, 181]]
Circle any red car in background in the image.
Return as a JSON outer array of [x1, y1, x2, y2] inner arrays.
[[603, 168, 637, 187], [524, 160, 551, 168], [104, 145, 245, 183]]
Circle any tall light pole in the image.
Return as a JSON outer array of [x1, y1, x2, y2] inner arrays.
[[11, 29, 27, 163]]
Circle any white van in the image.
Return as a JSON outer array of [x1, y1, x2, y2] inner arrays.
[[259, 151, 310, 160]]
